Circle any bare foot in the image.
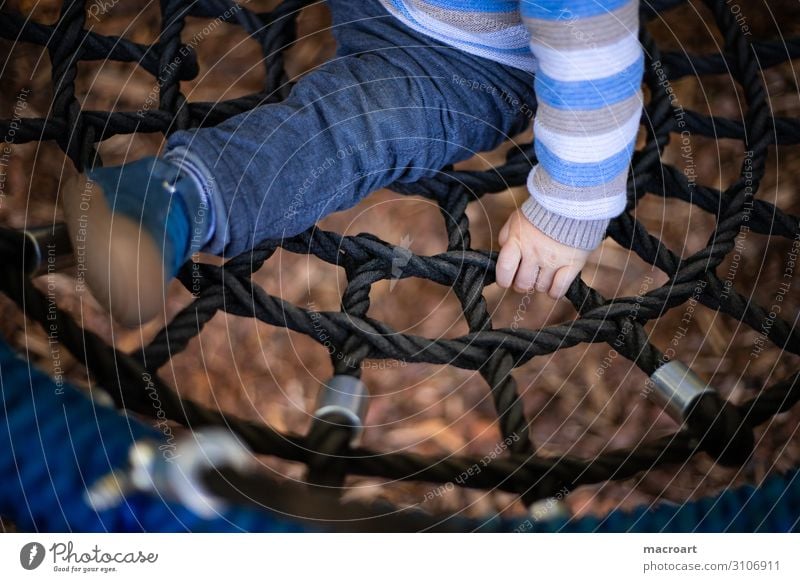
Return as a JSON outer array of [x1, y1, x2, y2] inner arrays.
[[61, 172, 169, 327]]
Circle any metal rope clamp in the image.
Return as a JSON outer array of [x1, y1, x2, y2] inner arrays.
[[86, 428, 252, 518], [132, 428, 252, 518], [313, 375, 369, 444], [648, 360, 717, 423]]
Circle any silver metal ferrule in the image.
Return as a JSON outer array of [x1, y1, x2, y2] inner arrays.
[[24, 223, 75, 277], [314, 375, 369, 441], [648, 360, 717, 421], [528, 497, 571, 523]]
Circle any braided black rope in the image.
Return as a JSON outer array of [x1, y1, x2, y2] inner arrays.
[[1, 0, 800, 514]]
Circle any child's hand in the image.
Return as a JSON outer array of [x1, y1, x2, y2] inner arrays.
[[496, 209, 589, 299]]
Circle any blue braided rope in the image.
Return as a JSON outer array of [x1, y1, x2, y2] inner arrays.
[[494, 470, 800, 532], [1, 337, 798, 532], [0, 338, 307, 532]]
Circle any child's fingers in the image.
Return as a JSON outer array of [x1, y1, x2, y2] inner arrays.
[[550, 266, 580, 299], [513, 254, 539, 292], [495, 241, 522, 288], [534, 266, 556, 293]]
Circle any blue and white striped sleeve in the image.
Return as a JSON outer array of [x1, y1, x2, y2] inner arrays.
[[520, 0, 643, 250]]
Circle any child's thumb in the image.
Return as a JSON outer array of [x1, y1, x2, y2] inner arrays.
[[498, 216, 511, 245]]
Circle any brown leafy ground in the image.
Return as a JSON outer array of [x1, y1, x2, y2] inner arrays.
[[1, 0, 800, 527]]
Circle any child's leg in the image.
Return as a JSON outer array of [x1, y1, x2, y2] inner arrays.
[[64, 0, 535, 325], [165, 0, 536, 257]]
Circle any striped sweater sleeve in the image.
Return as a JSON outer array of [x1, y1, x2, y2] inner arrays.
[[519, 0, 643, 250]]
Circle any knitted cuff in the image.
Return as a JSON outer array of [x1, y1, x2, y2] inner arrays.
[[163, 145, 226, 256], [520, 195, 610, 251]]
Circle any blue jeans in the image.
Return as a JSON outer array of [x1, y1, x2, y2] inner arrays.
[[165, 0, 535, 257]]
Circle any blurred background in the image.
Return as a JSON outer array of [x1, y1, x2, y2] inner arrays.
[[1, 0, 800, 526]]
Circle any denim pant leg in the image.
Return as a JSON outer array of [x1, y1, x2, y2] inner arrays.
[[164, 0, 535, 257]]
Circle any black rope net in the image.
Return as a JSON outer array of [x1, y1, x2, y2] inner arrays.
[[1, 0, 800, 523]]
